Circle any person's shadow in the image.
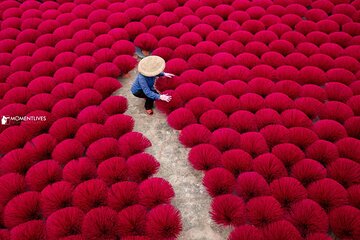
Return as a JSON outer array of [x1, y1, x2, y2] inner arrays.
[[135, 47, 151, 59]]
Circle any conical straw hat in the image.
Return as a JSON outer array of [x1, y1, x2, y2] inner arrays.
[[138, 56, 166, 77]]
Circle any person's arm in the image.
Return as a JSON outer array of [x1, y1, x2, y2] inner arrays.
[[165, 72, 175, 78], [139, 76, 160, 100], [158, 72, 175, 78]]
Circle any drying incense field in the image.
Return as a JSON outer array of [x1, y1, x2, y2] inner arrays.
[[0, 0, 360, 239]]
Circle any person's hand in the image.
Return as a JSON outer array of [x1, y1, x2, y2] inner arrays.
[[164, 72, 175, 78], [160, 94, 172, 102]]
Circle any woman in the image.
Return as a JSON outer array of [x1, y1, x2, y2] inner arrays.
[[131, 56, 174, 115]]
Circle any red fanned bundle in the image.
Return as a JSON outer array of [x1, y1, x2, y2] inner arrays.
[[164, 58, 190, 75], [239, 132, 269, 158], [327, 158, 360, 188], [230, 225, 264, 240], [126, 153, 160, 182], [152, 47, 174, 61], [27, 76, 56, 94], [40, 181, 73, 218], [3, 87, 32, 104], [272, 143, 305, 169], [203, 168, 236, 197], [195, 41, 219, 56], [347, 95, 360, 116], [51, 98, 80, 119], [3, 191, 41, 229], [72, 179, 108, 212], [200, 82, 227, 101], [93, 48, 116, 64], [214, 95, 241, 116], [104, 114, 134, 139], [269, 177, 307, 208], [281, 109, 312, 128], [325, 82, 353, 102], [200, 109, 229, 131], [86, 138, 120, 165], [173, 44, 197, 60], [100, 96, 128, 115], [246, 196, 283, 227], [0, 126, 30, 155], [62, 158, 97, 186], [248, 77, 274, 97], [329, 206, 360, 240], [260, 124, 289, 148], [145, 204, 182, 240], [81, 207, 118, 240], [300, 84, 326, 102], [209, 128, 242, 152], [46, 207, 84, 240], [239, 93, 265, 113], [117, 205, 147, 237], [291, 159, 327, 187], [253, 153, 287, 183], [25, 160, 62, 192], [10, 220, 45, 240], [288, 127, 318, 150], [97, 157, 127, 186], [138, 177, 175, 208], [48, 117, 80, 142], [348, 185, 360, 209], [306, 140, 339, 165], [336, 137, 360, 163], [223, 80, 249, 98], [112, 55, 137, 75], [262, 220, 302, 240], [289, 199, 329, 237], [23, 134, 57, 161], [108, 182, 139, 212], [210, 194, 246, 226], [319, 101, 354, 124], [0, 149, 35, 176], [77, 105, 108, 124], [185, 97, 215, 120], [312, 120, 347, 142], [235, 172, 271, 201], [2, 1, 360, 239], [344, 117, 360, 139], [111, 40, 135, 55], [221, 149, 252, 176], [118, 132, 151, 159], [52, 139, 85, 165], [307, 178, 348, 212], [229, 110, 257, 133], [0, 176, 24, 209], [53, 67, 80, 84], [188, 144, 222, 171], [167, 108, 197, 130], [74, 89, 102, 109], [264, 93, 294, 113], [179, 124, 212, 148]]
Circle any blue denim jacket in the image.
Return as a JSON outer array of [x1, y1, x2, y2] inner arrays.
[[131, 72, 164, 100]]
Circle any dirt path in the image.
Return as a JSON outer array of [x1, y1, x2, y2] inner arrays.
[[115, 70, 230, 240]]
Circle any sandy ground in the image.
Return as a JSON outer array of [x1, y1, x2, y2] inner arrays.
[[115, 70, 230, 240]]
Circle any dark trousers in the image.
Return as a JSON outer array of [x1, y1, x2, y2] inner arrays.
[[133, 90, 156, 110]]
